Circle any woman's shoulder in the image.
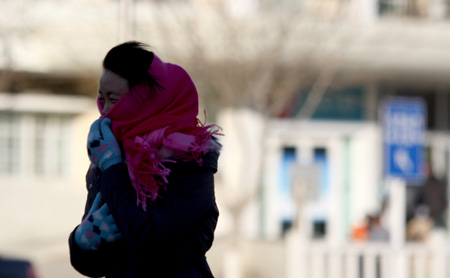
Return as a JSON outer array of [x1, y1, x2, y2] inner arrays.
[[201, 151, 219, 173], [164, 151, 219, 175]]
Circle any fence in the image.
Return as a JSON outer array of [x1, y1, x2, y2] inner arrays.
[[286, 231, 450, 278]]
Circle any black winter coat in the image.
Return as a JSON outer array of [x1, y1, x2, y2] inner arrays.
[[69, 151, 219, 278]]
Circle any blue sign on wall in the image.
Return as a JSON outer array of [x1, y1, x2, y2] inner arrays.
[[383, 98, 426, 182]]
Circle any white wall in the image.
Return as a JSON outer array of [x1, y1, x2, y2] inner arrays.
[[349, 124, 383, 230]]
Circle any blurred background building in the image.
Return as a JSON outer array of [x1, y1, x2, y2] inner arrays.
[[1, 0, 450, 277]]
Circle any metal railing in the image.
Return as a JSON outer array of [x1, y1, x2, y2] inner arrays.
[[286, 232, 449, 278]]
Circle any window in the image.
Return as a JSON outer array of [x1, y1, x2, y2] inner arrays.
[[314, 147, 330, 196], [260, 0, 302, 10], [0, 113, 20, 174], [446, 1, 450, 18], [0, 112, 73, 178], [279, 146, 297, 234], [379, 0, 428, 17], [293, 86, 366, 120]]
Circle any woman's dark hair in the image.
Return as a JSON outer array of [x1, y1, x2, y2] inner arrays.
[[103, 41, 160, 89]]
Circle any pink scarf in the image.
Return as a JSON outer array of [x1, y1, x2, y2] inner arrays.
[[98, 54, 221, 211]]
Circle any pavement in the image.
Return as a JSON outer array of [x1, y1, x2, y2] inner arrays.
[[0, 235, 286, 278]]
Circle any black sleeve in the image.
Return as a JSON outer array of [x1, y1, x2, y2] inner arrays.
[[68, 227, 112, 278], [68, 165, 126, 277], [99, 162, 215, 253]]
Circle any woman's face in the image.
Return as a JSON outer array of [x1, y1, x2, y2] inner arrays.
[[98, 69, 130, 115]]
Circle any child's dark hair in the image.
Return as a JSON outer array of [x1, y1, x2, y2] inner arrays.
[[103, 41, 161, 89]]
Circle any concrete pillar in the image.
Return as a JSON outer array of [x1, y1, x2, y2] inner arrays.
[[285, 229, 309, 278], [263, 136, 282, 239], [389, 178, 406, 247], [294, 140, 315, 236], [430, 229, 447, 278], [325, 138, 345, 278], [328, 138, 345, 246], [435, 89, 449, 131], [388, 178, 407, 278]]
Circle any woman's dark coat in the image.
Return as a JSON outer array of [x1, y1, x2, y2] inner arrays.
[[69, 151, 219, 278]]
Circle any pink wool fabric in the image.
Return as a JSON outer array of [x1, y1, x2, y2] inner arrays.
[[98, 54, 220, 210]]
